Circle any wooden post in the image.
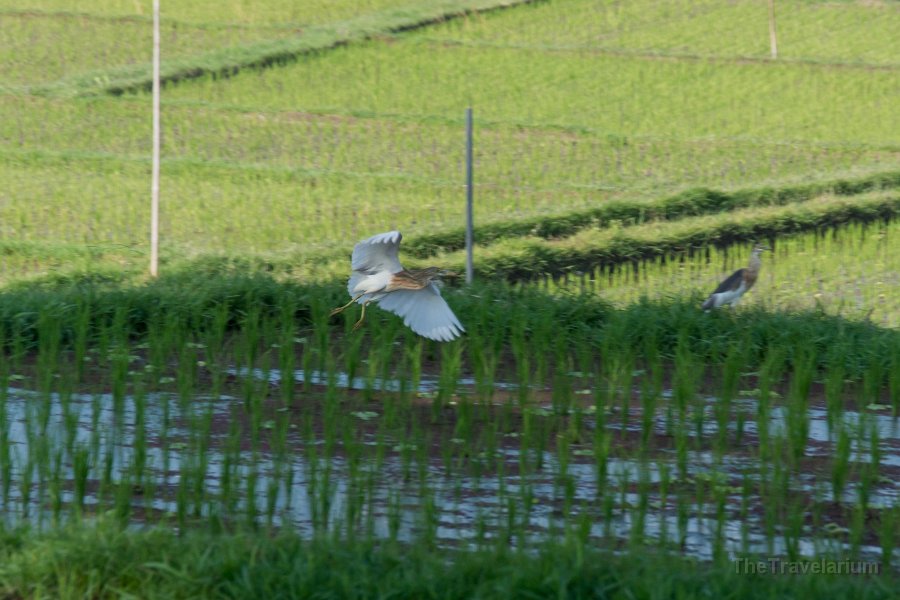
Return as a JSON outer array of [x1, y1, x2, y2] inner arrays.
[[150, 0, 161, 277], [767, 0, 778, 59]]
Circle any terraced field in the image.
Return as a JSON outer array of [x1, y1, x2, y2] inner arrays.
[[0, 0, 898, 595]]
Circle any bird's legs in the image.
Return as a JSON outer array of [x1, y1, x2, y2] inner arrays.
[[331, 294, 373, 332], [352, 300, 372, 331], [330, 293, 364, 317]]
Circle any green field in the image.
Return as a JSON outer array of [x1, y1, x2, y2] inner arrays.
[[1, 0, 898, 277], [3, 0, 420, 25], [0, 0, 450, 88], [425, 0, 900, 64], [547, 221, 900, 328], [1, 0, 899, 595]]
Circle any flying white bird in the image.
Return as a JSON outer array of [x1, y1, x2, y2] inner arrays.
[[701, 244, 770, 311], [330, 231, 464, 342]]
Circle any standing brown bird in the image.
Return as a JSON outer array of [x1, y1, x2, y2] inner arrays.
[[701, 244, 770, 310], [330, 231, 464, 342]]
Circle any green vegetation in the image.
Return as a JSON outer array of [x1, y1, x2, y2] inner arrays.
[[404, 170, 900, 256], [431, 190, 900, 278], [2, 0, 534, 95], [0, 272, 896, 377], [3, 0, 426, 26], [0, 11, 293, 90], [561, 221, 899, 329], [1, 0, 899, 593], [0, 521, 895, 599], [169, 36, 898, 144], [0, 273, 898, 594], [425, 0, 900, 65], [2, 0, 898, 287]]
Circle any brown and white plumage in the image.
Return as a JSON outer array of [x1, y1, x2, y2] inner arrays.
[[701, 245, 769, 311], [331, 231, 464, 342]]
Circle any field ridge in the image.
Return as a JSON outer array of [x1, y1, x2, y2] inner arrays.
[[404, 170, 900, 257], [0, 7, 333, 31], [427, 190, 900, 281], [21, 0, 538, 99], [411, 36, 900, 71]]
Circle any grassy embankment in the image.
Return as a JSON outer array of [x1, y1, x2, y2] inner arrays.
[[0, 520, 895, 599]]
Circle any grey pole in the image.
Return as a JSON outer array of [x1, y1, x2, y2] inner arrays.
[[465, 107, 474, 284]]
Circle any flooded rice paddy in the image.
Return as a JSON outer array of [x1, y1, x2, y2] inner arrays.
[[2, 365, 898, 566]]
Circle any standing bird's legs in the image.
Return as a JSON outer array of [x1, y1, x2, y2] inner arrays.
[[330, 293, 364, 317]]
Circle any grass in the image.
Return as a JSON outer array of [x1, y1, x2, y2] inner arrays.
[[1, 0, 898, 286], [0, 519, 894, 599], [1, 149, 897, 332], [403, 172, 900, 257], [0, 269, 895, 373], [423, 0, 900, 65], [2, 0, 536, 96], [0, 11, 297, 89], [429, 191, 900, 279], [0, 273, 897, 579], [0, 100, 896, 284], [166, 37, 899, 144], [2, 0, 900, 590], [1, 0, 427, 27], [556, 221, 900, 329]]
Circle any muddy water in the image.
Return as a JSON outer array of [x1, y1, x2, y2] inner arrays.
[[2, 372, 899, 565]]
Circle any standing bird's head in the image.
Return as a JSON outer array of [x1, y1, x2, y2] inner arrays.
[[747, 243, 770, 272]]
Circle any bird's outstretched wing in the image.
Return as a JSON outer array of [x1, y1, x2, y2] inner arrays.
[[701, 268, 747, 310], [709, 268, 745, 294], [348, 231, 404, 299], [351, 231, 404, 274], [376, 283, 464, 342]]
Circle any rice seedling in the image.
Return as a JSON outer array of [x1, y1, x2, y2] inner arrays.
[[428, 0, 900, 65], [0, 12, 286, 89], [1, 0, 898, 592], [5, 107, 894, 287], [546, 219, 900, 328], [2, 0, 898, 286], [3, 0, 419, 28]]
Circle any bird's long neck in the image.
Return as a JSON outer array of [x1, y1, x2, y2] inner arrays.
[[747, 251, 762, 275], [742, 251, 763, 290]]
